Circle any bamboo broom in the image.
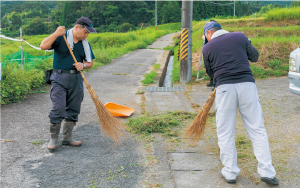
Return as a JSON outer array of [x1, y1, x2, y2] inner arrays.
[[183, 88, 216, 143], [63, 35, 126, 144]]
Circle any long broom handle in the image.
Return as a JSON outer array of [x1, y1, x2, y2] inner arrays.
[[63, 35, 89, 85]]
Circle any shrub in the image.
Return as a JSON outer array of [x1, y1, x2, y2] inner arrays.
[[119, 23, 136, 33], [1, 62, 45, 104]]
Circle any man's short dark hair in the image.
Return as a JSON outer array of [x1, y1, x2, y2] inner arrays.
[[209, 27, 222, 32], [74, 23, 85, 29]]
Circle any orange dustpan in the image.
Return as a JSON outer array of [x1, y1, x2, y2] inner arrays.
[[104, 102, 135, 117]]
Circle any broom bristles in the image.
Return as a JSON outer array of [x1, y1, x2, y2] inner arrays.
[[183, 89, 216, 144], [86, 84, 126, 144]]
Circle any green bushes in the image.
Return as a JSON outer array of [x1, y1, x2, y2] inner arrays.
[[119, 23, 136, 33], [1, 62, 45, 104]]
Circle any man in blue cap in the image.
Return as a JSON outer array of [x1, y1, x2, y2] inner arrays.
[[202, 20, 279, 185], [40, 17, 96, 152]]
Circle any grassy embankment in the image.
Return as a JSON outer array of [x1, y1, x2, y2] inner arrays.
[[172, 7, 300, 84], [1, 23, 181, 104]]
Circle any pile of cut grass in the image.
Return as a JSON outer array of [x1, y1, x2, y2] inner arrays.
[[126, 111, 196, 135]]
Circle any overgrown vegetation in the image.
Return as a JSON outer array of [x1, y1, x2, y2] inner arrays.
[[1, 64, 43, 104]]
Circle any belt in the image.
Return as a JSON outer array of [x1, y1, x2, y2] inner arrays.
[[53, 69, 80, 74]]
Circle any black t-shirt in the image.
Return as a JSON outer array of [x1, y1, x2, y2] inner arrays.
[[50, 34, 95, 70]]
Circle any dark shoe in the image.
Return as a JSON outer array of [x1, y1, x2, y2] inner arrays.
[[206, 83, 215, 87], [48, 123, 61, 152], [261, 177, 279, 186], [221, 174, 236, 184], [62, 121, 81, 146]]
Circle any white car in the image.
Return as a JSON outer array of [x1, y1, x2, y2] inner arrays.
[[289, 47, 300, 95]]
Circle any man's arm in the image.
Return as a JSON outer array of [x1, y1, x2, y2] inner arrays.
[[244, 34, 259, 62], [40, 26, 66, 50], [203, 54, 214, 79], [73, 60, 93, 71]]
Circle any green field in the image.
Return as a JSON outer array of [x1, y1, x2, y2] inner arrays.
[[1, 23, 180, 104]]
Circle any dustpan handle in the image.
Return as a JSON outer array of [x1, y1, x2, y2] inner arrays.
[[63, 35, 89, 85]]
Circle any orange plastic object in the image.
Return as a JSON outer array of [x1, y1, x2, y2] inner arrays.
[[104, 102, 135, 117]]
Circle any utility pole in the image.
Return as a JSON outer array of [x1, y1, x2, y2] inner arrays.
[[234, 0, 235, 17], [20, 27, 24, 71], [188, 1, 193, 83], [155, 0, 157, 30], [180, 0, 193, 84]]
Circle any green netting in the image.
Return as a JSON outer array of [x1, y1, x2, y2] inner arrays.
[[1, 50, 53, 69]]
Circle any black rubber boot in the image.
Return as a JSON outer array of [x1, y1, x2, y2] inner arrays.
[[62, 121, 81, 146], [47, 123, 61, 152]]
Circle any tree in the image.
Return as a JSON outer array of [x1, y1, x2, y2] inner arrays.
[[290, 1, 300, 7], [119, 23, 136, 33], [23, 17, 46, 35]]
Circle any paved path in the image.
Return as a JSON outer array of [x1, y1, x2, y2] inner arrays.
[[1, 33, 176, 188], [145, 77, 300, 188]]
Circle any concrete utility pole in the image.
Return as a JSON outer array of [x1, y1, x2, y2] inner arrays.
[[180, 1, 193, 84], [155, 0, 157, 30], [20, 27, 24, 71], [234, 0, 236, 17]]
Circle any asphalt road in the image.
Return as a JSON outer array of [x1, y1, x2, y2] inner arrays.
[[0, 33, 176, 188]]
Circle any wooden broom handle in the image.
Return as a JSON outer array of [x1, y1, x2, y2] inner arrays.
[[63, 35, 88, 85]]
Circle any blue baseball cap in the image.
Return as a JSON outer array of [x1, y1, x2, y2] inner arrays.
[[203, 20, 221, 35], [76, 17, 97, 33]]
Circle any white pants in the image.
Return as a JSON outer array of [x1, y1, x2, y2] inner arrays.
[[215, 82, 276, 179]]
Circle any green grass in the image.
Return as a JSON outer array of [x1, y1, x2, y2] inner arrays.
[[1, 23, 181, 69], [126, 111, 196, 135], [172, 46, 180, 83], [141, 71, 157, 86], [152, 63, 160, 70], [265, 7, 300, 21], [224, 26, 300, 38], [31, 140, 43, 144]]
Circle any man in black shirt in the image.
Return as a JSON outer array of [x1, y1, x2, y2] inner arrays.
[[40, 17, 96, 152]]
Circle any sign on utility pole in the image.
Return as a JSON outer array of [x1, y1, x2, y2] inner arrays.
[[180, 1, 193, 84]]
